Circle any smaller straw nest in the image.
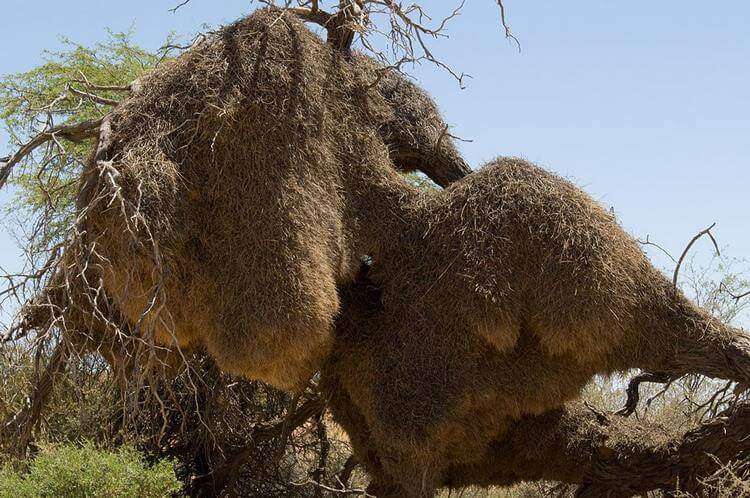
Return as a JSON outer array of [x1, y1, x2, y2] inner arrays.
[[322, 157, 750, 495]]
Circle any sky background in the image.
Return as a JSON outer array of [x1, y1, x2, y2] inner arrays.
[[1, 1, 748, 323]]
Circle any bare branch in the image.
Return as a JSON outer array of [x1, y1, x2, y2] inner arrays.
[[288, 6, 336, 28], [617, 371, 674, 417], [158, 33, 208, 59], [169, 0, 192, 13], [68, 86, 121, 107], [673, 222, 720, 288], [291, 478, 374, 496], [496, 0, 521, 52], [165, 1, 517, 84], [720, 282, 750, 302], [637, 234, 678, 263], [191, 395, 326, 492]]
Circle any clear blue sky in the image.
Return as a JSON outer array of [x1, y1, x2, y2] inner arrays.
[[1, 1, 748, 318]]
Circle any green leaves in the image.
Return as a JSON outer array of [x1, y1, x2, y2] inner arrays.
[[0, 31, 161, 258], [0, 444, 180, 497]]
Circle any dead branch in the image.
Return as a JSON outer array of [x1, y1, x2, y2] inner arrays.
[[291, 479, 374, 496], [362, 0, 470, 86], [690, 380, 735, 421], [167, 1, 518, 84], [191, 395, 326, 494], [617, 371, 674, 417], [159, 33, 208, 58], [637, 234, 677, 263], [720, 282, 750, 302], [673, 222, 720, 288], [496, 0, 520, 51], [169, 0, 193, 13]]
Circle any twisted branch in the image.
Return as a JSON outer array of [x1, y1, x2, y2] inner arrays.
[[1, 340, 70, 458], [617, 371, 674, 417]]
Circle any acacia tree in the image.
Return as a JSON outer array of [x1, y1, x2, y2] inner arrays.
[[2, 2, 750, 497]]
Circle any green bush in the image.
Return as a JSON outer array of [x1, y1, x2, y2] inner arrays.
[[0, 444, 180, 497]]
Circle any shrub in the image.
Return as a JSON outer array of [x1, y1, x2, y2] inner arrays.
[[0, 444, 180, 497]]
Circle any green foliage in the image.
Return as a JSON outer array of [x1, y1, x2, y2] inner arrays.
[[0, 342, 34, 433], [0, 444, 180, 497], [0, 30, 155, 131], [0, 31, 161, 250], [1, 340, 145, 452], [404, 171, 439, 191]]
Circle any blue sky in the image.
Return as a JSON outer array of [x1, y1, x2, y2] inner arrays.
[[1, 1, 748, 321]]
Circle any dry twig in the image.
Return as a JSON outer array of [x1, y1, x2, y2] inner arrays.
[[673, 223, 720, 288]]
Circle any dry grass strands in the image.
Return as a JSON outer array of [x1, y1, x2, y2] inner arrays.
[[68, 7, 468, 391], [322, 157, 750, 496], [2, 8, 469, 488]]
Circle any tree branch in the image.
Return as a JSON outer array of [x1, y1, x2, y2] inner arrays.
[[68, 86, 121, 106], [578, 402, 750, 495], [673, 222, 720, 288], [487, 401, 750, 496], [616, 371, 674, 417], [496, 0, 521, 52], [288, 6, 336, 27], [336, 455, 359, 489], [0, 118, 103, 190], [191, 395, 326, 493], [1, 340, 70, 458], [720, 282, 750, 302]]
